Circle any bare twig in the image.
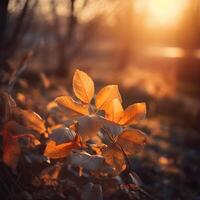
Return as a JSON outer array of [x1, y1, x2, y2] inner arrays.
[[8, 51, 33, 93]]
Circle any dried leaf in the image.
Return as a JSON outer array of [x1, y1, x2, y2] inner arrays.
[[81, 183, 103, 200], [14, 108, 46, 133], [95, 85, 122, 111], [73, 69, 94, 103], [40, 163, 63, 186], [0, 91, 16, 124], [2, 122, 21, 171], [119, 103, 146, 125], [55, 95, 89, 115], [98, 117, 123, 144], [102, 144, 126, 174], [105, 98, 123, 123], [70, 150, 105, 171], [44, 138, 81, 159], [117, 128, 147, 156]]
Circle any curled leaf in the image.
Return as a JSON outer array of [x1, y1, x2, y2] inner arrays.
[[95, 85, 122, 111], [14, 108, 46, 133], [49, 127, 76, 144], [119, 103, 146, 125], [73, 69, 94, 103], [0, 91, 16, 124], [55, 95, 89, 115], [104, 98, 123, 123], [117, 128, 147, 156]]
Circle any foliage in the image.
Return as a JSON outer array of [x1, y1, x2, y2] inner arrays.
[[0, 69, 150, 200]]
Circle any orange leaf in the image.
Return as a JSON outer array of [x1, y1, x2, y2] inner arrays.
[[73, 69, 94, 103], [102, 144, 126, 174], [2, 123, 21, 171], [95, 85, 122, 111], [55, 95, 89, 115], [44, 138, 81, 159], [119, 103, 146, 125], [117, 128, 147, 156], [14, 108, 46, 133], [105, 98, 123, 123]]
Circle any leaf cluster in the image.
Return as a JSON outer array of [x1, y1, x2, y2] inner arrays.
[[0, 69, 149, 200]]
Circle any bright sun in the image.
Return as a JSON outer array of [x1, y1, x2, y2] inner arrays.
[[134, 0, 189, 27]]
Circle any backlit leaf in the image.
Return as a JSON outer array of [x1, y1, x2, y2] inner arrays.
[[119, 103, 146, 125], [102, 144, 126, 174], [105, 98, 123, 123], [117, 128, 147, 156], [55, 95, 89, 115], [73, 69, 94, 103], [95, 85, 122, 111], [44, 139, 81, 159], [15, 108, 46, 133]]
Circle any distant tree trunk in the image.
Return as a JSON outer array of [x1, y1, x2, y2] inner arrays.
[[0, 0, 9, 66], [117, 0, 134, 70], [0, 0, 9, 40], [56, 0, 77, 77], [177, 0, 200, 95]]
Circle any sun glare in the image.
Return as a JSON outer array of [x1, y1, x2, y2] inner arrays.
[[134, 0, 189, 27]]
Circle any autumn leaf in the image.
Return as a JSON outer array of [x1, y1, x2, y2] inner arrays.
[[117, 128, 147, 156], [49, 127, 76, 144], [0, 91, 16, 124], [102, 144, 126, 174], [70, 150, 105, 171], [119, 103, 146, 125], [104, 98, 123, 123], [73, 69, 94, 103], [44, 136, 81, 159], [76, 115, 102, 141], [81, 183, 103, 200], [2, 122, 21, 171], [95, 85, 122, 111], [55, 95, 89, 115], [14, 108, 46, 133]]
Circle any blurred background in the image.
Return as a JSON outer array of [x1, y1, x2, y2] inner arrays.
[[0, 0, 200, 199]]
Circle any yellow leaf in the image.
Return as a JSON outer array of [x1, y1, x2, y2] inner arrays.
[[117, 128, 147, 156], [15, 108, 46, 133], [119, 103, 146, 125], [44, 140, 80, 159], [55, 95, 89, 115], [73, 69, 94, 103], [95, 85, 122, 111], [105, 98, 123, 123]]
